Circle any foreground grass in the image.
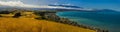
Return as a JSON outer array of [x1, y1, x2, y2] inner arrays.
[[0, 17, 96, 32]]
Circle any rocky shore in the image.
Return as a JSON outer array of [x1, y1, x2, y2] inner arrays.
[[34, 11, 109, 32]]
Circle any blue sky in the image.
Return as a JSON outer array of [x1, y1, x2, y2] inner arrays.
[[0, 0, 120, 11]]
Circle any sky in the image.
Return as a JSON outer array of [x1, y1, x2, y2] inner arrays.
[[0, 0, 120, 11], [56, 0, 120, 11]]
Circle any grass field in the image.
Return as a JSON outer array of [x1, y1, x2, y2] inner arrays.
[[0, 11, 96, 32], [0, 17, 96, 32]]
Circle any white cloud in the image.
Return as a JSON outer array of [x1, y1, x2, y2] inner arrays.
[[0, 1, 42, 8], [0, 0, 92, 11], [0, 1, 67, 8]]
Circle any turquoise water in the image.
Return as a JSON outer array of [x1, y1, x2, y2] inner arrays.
[[56, 11, 120, 32]]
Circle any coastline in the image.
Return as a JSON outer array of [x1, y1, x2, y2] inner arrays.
[[34, 11, 109, 32], [0, 10, 108, 32]]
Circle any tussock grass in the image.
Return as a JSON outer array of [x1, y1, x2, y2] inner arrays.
[[0, 11, 96, 32], [0, 17, 96, 32]]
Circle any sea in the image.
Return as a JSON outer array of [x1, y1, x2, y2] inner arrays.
[[56, 11, 120, 32]]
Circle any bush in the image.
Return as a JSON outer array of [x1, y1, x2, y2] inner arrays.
[[13, 13, 21, 18]]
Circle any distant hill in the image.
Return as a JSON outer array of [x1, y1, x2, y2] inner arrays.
[[92, 9, 118, 12], [48, 4, 83, 8], [77, 9, 120, 14]]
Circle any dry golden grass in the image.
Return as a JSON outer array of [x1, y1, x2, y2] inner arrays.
[[0, 11, 96, 32], [0, 17, 96, 32], [0, 14, 14, 17]]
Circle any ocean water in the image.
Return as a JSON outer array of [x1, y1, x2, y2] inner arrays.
[[56, 11, 120, 32]]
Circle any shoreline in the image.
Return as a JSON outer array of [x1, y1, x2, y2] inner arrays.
[[34, 11, 109, 32], [0, 10, 108, 32]]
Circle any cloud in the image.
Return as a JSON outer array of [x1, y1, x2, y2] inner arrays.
[[0, 0, 93, 11], [0, 1, 42, 8], [0, 0, 67, 8]]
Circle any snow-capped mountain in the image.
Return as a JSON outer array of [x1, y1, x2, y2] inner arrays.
[[48, 4, 83, 8]]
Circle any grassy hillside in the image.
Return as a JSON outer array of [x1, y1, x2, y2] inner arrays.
[[0, 10, 96, 32], [0, 17, 96, 32]]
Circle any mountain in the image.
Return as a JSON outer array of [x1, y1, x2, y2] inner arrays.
[[78, 9, 120, 13], [48, 4, 83, 8], [92, 9, 118, 12]]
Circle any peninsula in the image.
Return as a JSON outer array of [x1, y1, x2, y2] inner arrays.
[[0, 9, 108, 32]]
